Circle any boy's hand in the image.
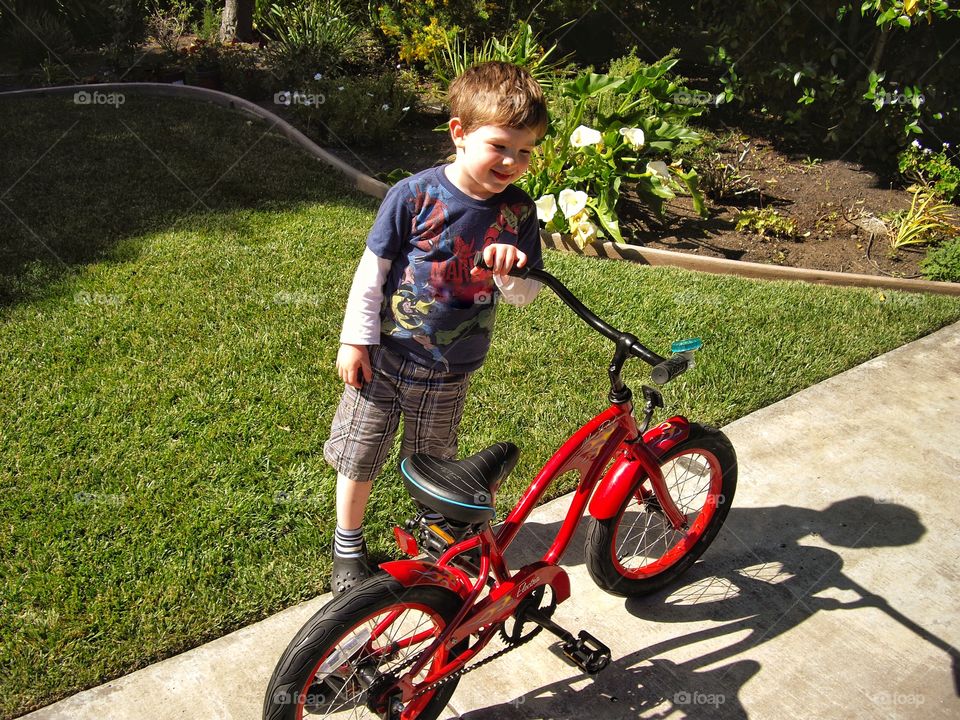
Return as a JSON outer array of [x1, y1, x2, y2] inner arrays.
[[336, 344, 372, 389], [471, 244, 527, 278]]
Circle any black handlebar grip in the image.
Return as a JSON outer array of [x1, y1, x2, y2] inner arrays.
[[651, 354, 689, 385]]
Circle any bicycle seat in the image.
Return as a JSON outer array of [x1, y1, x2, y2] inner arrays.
[[400, 443, 519, 524]]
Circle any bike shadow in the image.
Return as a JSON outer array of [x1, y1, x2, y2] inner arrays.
[[474, 496, 959, 718]]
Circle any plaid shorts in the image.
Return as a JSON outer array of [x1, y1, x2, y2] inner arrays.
[[324, 345, 472, 482]]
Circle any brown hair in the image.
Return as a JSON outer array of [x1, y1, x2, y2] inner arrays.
[[448, 61, 548, 138]]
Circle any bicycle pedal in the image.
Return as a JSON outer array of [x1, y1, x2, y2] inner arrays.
[[561, 631, 611, 675]]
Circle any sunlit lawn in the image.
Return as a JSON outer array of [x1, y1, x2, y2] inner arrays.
[[1, 94, 958, 717]]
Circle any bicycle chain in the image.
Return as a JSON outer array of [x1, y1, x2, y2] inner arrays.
[[409, 623, 539, 700]]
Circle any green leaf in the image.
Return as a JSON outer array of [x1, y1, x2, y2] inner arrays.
[[563, 73, 626, 99], [587, 200, 624, 243], [673, 168, 708, 218]]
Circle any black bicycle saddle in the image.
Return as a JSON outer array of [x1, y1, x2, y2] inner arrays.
[[400, 442, 519, 524]]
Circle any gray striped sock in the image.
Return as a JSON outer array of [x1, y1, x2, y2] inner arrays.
[[334, 524, 364, 559]]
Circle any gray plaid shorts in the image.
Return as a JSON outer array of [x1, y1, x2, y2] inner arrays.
[[323, 345, 472, 482]]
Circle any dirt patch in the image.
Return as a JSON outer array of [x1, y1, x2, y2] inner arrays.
[[622, 137, 924, 278]]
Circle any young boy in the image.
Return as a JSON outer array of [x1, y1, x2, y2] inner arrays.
[[323, 61, 548, 595]]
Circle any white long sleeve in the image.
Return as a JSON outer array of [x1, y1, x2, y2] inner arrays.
[[339, 248, 392, 345], [494, 273, 542, 306]]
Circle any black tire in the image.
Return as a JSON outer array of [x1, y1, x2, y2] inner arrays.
[[263, 574, 465, 720], [586, 424, 737, 597]]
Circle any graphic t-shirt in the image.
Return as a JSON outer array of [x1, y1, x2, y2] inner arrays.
[[366, 165, 543, 373]]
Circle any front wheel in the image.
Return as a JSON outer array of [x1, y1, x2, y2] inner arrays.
[[263, 574, 465, 720], [586, 423, 737, 597]]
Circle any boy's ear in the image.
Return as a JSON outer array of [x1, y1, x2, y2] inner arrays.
[[449, 117, 466, 149]]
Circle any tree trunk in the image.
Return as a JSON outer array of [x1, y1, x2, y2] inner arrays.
[[220, 0, 254, 43]]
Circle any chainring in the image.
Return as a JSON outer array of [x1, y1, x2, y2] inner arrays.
[[499, 585, 557, 645]]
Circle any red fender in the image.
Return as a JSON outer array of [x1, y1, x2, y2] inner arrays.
[[588, 416, 691, 521], [379, 560, 473, 600]]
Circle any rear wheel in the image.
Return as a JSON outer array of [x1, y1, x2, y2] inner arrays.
[[263, 574, 465, 720], [586, 424, 737, 597]]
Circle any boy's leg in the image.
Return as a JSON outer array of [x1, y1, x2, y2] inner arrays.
[[324, 346, 403, 593], [336, 471, 374, 531]]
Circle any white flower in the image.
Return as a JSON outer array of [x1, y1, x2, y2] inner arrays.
[[313, 72, 323, 80], [569, 124, 602, 148], [338, 86, 344, 91], [646, 160, 671, 180], [558, 188, 588, 219], [911, 139, 922, 148], [619, 127, 645, 148], [381, 103, 390, 111], [401, 105, 410, 112], [534, 194, 557, 224], [572, 214, 598, 247]]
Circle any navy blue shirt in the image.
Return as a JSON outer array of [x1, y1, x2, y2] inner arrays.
[[366, 165, 543, 373]]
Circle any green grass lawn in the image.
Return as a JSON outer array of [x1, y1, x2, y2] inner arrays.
[[2, 94, 959, 718]]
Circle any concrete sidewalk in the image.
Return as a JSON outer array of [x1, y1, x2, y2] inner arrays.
[[23, 322, 960, 720]]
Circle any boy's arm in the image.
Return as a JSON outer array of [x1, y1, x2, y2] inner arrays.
[[337, 247, 392, 388], [494, 272, 541, 306]]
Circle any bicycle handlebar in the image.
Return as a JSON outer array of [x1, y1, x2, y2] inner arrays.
[[474, 253, 694, 387]]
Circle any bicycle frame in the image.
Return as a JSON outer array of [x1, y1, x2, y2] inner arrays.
[[379, 398, 694, 702]]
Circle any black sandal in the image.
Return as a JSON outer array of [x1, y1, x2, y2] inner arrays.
[[331, 546, 372, 596]]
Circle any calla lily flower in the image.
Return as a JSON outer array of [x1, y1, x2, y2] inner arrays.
[[619, 127, 645, 148], [572, 215, 598, 247], [569, 125, 602, 148], [646, 160, 671, 180], [558, 188, 588, 219], [535, 194, 558, 224]]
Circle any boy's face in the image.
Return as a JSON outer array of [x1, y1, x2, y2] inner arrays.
[[447, 119, 538, 200]]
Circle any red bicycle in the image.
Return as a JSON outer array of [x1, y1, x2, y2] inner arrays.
[[263, 258, 737, 720]]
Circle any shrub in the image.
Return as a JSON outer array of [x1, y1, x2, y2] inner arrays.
[[521, 51, 706, 246], [373, 0, 494, 64], [886, 185, 959, 252], [898, 141, 960, 204], [279, 71, 416, 148], [263, 0, 362, 84], [427, 21, 569, 93], [920, 238, 960, 282], [697, 0, 960, 163]]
